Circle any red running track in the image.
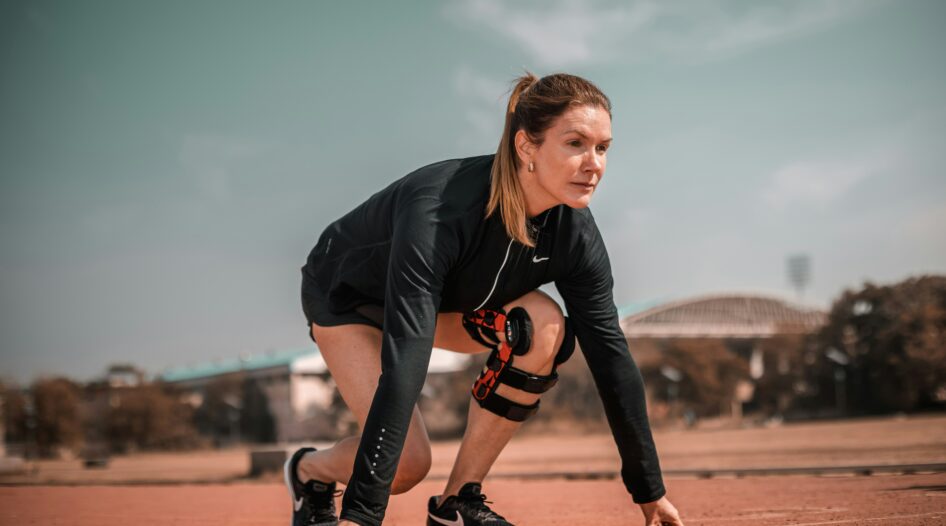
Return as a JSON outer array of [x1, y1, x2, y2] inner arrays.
[[2, 472, 945, 525]]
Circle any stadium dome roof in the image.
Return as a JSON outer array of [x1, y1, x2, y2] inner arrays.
[[619, 293, 826, 338]]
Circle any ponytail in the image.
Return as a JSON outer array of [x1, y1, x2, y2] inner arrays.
[[486, 73, 539, 248]]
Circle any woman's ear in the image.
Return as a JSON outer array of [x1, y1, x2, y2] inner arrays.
[[514, 129, 536, 167]]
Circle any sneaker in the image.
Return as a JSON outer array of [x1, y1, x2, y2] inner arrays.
[[284, 447, 339, 526], [427, 482, 513, 526]]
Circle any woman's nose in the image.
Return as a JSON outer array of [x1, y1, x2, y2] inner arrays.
[[584, 149, 603, 173]]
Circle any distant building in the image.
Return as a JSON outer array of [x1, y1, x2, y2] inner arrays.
[[160, 346, 473, 443], [620, 293, 827, 420], [104, 364, 145, 388], [621, 293, 825, 339]]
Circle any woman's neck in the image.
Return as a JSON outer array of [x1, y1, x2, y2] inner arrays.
[[516, 167, 559, 218]]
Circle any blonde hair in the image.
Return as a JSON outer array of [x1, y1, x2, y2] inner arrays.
[[486, 72, 612, 247]]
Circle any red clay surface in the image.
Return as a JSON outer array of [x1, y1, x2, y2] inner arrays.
[[2, 473, 945, 525], [2, 416, 945, 525], [5, 415, 945, 485]]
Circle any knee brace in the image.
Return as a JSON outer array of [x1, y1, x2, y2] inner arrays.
[[462, 307, 576, 422]]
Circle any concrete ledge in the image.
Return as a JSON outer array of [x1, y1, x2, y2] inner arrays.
[[249, 449, 287, 477], [0, 457, 26, 476]]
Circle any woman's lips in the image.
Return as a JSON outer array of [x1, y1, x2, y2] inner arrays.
[[572, 182, 595, 190]]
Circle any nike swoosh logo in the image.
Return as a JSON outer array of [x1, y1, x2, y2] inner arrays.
[[532, 256, 549, 263], [428, 511, 464, 526], [293, 496, 304, 512]]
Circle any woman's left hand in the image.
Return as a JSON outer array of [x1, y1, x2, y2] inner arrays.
[[639, 495, 684, 525]]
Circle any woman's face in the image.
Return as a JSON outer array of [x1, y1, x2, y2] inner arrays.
[[517, 104, 612, 216]]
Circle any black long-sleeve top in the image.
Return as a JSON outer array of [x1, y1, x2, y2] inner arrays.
[[302, 154, 664, 525]]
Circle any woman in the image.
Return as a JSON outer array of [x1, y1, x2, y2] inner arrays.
[[284, 73, 683, 526]]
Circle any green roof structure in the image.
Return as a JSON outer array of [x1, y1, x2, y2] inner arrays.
[[159, 346, 317, 383], [617, 299, 666, 319]]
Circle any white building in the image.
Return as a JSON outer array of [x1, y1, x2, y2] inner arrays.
[[161, 346, 473, 443]]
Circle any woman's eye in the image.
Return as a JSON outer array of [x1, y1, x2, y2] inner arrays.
[[597, 144, 609, 153], [569, 140, 582, 147]]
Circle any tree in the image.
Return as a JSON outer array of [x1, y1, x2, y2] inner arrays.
[[1, 382, 27, 445], [641, 339, 749, 417], [815, 275, 946, 413], [239, 378, 275, 443], [750, 334, 809, 416], [193, 374, 244, 445], [31, 377, 83, 456], [104, 383, 200, 451]]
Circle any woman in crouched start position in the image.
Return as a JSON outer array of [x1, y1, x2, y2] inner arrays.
[[284, 72, 684, 526]]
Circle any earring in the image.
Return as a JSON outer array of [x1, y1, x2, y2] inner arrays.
[[528, 161, 534, 172]]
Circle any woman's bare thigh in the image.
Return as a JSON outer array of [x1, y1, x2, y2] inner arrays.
[[433, 313, 490, 355], [310, 322, 429, 443]]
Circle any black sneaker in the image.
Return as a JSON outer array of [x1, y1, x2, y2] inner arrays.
[[427, 482, 513, 526], [284, 447, 339, 526]]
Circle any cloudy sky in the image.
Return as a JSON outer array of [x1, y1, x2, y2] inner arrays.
[[2, 0, 944, 383]]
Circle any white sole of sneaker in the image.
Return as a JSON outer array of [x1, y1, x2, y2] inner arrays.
[[284, 451, 305, 523]]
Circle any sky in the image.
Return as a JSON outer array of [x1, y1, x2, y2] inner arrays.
[[1, 0, 944, 384]]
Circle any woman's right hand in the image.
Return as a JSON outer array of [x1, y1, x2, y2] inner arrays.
[[639, 496, 684, 525]]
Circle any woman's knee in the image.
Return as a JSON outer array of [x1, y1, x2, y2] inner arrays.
[[506, 290, 566, 370], [390, 440, 432, 494]]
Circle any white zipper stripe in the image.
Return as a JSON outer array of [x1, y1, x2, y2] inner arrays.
[[474, 238, 514, 311]]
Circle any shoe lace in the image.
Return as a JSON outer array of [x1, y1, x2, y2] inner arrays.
[[457, 491, 507, 521], [303, 487, 342, 519]]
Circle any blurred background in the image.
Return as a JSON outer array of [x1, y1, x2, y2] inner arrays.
[[1, 0, 944, 480]]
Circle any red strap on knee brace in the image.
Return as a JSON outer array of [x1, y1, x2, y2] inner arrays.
[[462, 308, 507, 347], [464, 308, 514, 401]]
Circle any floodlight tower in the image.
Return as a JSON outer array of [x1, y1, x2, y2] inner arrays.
[[786, 254, 811, 302]]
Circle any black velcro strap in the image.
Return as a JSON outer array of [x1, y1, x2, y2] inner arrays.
[[501, 367, 559, 393], [485, 353, 558, 394], [475, 392, 540, 422]]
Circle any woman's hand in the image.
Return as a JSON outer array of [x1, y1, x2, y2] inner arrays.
[[338, 521, 360, 526], [639, 496, 683, 525]]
